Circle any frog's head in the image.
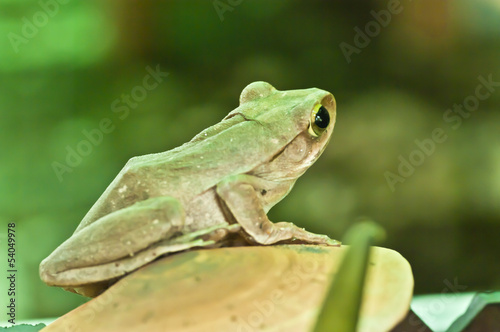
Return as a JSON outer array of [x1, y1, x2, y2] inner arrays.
[[239, 81, 336, 181]]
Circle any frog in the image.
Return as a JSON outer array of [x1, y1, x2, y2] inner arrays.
[[39, 81, 339, 297]]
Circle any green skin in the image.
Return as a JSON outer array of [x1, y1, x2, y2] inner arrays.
[[40, 81, 339, 297]]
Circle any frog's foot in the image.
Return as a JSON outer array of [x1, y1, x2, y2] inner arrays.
[[285, 234, 341, 246], [260, 222, 340, 246], [216, 176, 339, 246], [106, 223, 242, 279]]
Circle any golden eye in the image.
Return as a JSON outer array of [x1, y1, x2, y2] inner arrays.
[[308, 104, 330, 137]]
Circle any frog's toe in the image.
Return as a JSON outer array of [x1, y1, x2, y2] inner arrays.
[[325, 238, 341, 246], [313, 234, 341, 246]]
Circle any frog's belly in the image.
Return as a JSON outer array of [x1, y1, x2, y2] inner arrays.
[[182, 188, 230, 233]]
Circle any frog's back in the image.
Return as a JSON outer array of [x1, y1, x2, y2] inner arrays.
[[127, 118, 273, 194], [75, 119, 281, 231]]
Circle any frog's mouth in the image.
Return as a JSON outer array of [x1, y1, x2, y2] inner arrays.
[[260, 128, 333, 182]]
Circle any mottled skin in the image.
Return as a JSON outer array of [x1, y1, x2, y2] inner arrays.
[[40, 81, 338, 297]]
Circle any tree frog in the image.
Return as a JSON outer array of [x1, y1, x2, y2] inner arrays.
[[40, 81, 339, 297]]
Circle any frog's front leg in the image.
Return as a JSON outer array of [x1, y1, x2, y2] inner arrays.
[[216, 175, 340, 246], [40, 196, 188, 287]]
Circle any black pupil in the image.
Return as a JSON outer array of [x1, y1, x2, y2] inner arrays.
[[315, 106, 330, 129]]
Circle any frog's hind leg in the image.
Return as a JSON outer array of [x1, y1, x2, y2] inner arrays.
[[39, 196, 186, 288], [68, 224, 236, 295], [101, 223, 241, 278]]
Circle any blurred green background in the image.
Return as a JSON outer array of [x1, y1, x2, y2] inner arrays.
[[1, 0, 499, 321]]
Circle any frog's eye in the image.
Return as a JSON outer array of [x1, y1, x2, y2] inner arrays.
[[309, 104, 330, 137]]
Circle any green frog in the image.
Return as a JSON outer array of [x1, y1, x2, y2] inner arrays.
[[40, 81, 339, 297]]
